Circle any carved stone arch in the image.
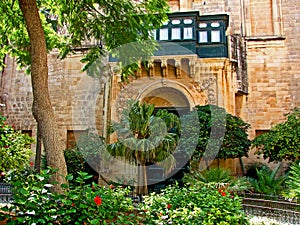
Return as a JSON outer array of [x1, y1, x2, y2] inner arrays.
[[136, 79, 196, 114]]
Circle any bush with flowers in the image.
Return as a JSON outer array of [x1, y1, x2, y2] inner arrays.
[[0, 168, 143, 224], [140, 183, 249, 225]]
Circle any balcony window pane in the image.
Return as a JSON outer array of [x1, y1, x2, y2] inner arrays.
[[199, 23, 207, 28], [171, 28, 181, 40], [183, 19, 193, 24], [183, 27, 193, 39], [172, 19, 181, 25], [211, 30, 221, 42], [211, 22, 220, 27], [160, 28, 169, 40], [199, 31, 208, 43]]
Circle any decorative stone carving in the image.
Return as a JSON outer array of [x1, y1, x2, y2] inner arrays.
[[193, 77, 217, 105]]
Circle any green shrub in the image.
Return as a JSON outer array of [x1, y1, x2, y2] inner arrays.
[[140, 183, 249, 225], [183, 167, 252, 193], [0, 115, 34, 176], [247, 165, 287, 195], [1, 168, 142, 224]]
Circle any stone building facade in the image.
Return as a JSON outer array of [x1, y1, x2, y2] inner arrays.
[[0, 0, 299, 181]]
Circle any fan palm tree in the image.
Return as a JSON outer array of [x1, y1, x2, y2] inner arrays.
[[107, 100, 180, 194]]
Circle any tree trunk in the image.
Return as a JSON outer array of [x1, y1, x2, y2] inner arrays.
[[18, 0, 67, 193], [34, 122, 42, 173], [142, 163, 148, 195]]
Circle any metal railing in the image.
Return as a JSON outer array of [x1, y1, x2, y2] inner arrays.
[[0, 183, 12, 204], [242, 193, 300, 224]]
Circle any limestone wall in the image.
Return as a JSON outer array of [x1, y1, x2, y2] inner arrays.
[[0, 52, 107, 149]]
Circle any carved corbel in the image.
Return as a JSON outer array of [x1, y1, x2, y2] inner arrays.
[[161, 59, 168, 77], [148, 61, 154, 77], [175, 60, 181, 79]]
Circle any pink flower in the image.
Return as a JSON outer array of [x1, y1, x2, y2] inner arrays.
[[94, 195, 102, 206]]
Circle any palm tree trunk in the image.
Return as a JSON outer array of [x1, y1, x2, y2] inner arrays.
[[142, 163, 148, 194], [18, 0, 68, 193]]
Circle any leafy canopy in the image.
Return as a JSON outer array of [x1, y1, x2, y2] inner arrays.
[[252, 108, 300, 162], [0, 0, 169, 79]]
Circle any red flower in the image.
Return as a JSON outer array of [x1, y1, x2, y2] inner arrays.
[[167, 204, 171, 209], [219, 191, 226, 197], [29, 161, 34, 167], [218, 189, 227, 196], [71, 202, 75, 207], [94, 195, 102, 206]]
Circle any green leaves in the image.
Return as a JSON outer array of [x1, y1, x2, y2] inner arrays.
[[247, 164, 287, 195], [1, 0, 169, 80], [2, 168, 139, 224], [0, 114, 34, 175], [108, 100, 179, 172], [140, 183, 249, 224], [252, 108, 300, 162], [284, 162, 300, 200], [183, 105, 251, 169]]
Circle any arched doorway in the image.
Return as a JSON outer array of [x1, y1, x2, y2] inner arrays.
[[137, 82, 196, 192]]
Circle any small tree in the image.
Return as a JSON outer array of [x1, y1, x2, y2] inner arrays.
[[183, 105, 251, 170], [252, 108, 300, 162], [107, 100, 179, 194], [0, 115, 34, 176]]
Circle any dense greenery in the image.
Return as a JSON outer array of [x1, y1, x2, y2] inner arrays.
[[0, 115, 33, 176], [1, 169, 141, 224], [141, 183, 249, 225], [182, 105, 251, 169], [252, 108, 300, 162]]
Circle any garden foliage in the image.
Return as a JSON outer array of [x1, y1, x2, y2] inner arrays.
[[247, 164, 287, 195], [181, 105, 251, 169], [0, 115, 33, 176], [141, 183, 249, 225], [183, 167, 252, 194], [1, 169, 141, 224], [252, 108, 300, 162]]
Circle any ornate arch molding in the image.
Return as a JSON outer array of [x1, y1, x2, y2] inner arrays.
[[136, 79, 196, 111]]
